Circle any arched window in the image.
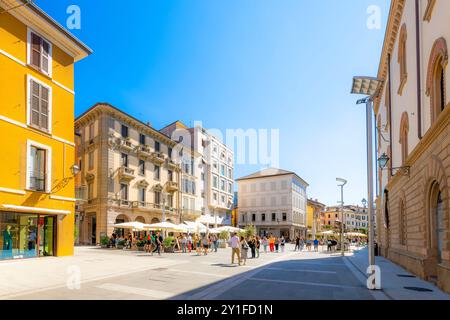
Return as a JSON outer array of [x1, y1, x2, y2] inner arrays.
[[426, 37, 448, 123], [399, 112, 409, 165], [399, 199, 407, 246], [398, 24, 408, 95]]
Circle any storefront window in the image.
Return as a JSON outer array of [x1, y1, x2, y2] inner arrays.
[[0, 212, 55, 260]]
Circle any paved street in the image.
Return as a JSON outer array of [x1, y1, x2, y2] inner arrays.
[[2, 244, 441, 300]]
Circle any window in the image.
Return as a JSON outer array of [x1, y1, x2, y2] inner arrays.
[[201, 172, 205, 181], [87, 182, 93, 200], [28, 30, 52, 76], [89, 123, 94, 141], [155, 141, 160, 152], [154, 191, 161, 205], [272, 213, 276, 222], [399, 112, 409, 165], [121, 125, 128, 138], [121, 153, 128, 167], [139, 134, 146, 145], [252, 214, 256, 222], [220, 180, 225, 191], [168, 170, 173, 181], [282, 213, 287, 221], [154, 165, 160, 180], [139, 159, 145, 175], [138, 188, 146, 203], [167, 194, 173, 207], [398, 24, 407, 95], [261, 213, 266, 221], [228, 182, 232, 193], [213, 193, 217, 201], [168, 147, 172, 159], [29, 146, 46, 191], [221, 195, 225, 203], [28, 77, 51, 132], [120, 184, 128, 200], [88, 151, 94, 170], [213, 176, 218, 188], [228, 168, 232, 179], [427, 37, 448, 123], [221, 165, 225, 176]]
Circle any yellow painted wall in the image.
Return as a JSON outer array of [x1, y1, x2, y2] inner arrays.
[[0, 12, 77, 257], [306, 204, 314, 229]]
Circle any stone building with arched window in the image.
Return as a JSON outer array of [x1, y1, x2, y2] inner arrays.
[[374, 0, 450, 293]]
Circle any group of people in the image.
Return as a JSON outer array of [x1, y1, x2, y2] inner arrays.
[[109, 231, 164, 255], [175, 233, 219, 255], [230, 233, 286, 266], [294, 236, 321, 252]]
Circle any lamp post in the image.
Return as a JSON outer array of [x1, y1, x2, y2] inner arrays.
[[336, 178, 347, 256], [351, 76, 383, 281]]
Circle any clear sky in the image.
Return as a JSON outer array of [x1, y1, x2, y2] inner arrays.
[[36, 0, 390, 207]]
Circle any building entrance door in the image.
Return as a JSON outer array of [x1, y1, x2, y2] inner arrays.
[[91, 216, 97, 245], [38, 216, 55, 257]]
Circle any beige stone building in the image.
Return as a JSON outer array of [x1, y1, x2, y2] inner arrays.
[[375, 0, 450, 293], [237, 168, 308, 239], [74, 104, 181, 244]]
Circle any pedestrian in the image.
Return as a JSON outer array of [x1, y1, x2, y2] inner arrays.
[[181, 234, 187, 253], [249, 237, 256, 258], [313, 238, 319, 252], [153, 232, 163, 255], [294, 236, 300, 251], [240, 236, 249, 265], [280, 236, 286, 253], [187, 234, 192, 253], [269, 235, 275, 252], [212, 234, 218, 252], [202, 234, 209, 255], [262, 236, 268, 253], [327, 239, 332, 252], [274, 237, 279, 252], [255, 236, 261, 258], [230, 232, 241, 265]]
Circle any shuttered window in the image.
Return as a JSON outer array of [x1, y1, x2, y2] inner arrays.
[[30, 79, 50, 132], [30, 32, 51, 75]]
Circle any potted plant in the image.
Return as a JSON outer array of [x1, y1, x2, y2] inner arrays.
[[100, 235, 109, 248], [163, 236, 175, 253], [218, 231, 230, 248], [116, 239, 126, 249], [136, 240, 145, 251]]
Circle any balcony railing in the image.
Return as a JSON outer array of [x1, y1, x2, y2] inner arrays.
[[166, 159, 180, 171], [136, 145, 152, 158], [118, 166, 135, 181], [165, 181, 179, 192], [150, 151, 165, 165], [118, 137, 134, 151], [29, 171, 46, 192]]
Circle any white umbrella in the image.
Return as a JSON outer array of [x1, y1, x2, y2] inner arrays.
[[318, 230, 335, 235], [208, 228, 221, 234], [345, 232, 368, 237], [214, 226, 243, 233], [184, 221, 208, 233], [113, 221, 147, 231], [145, 222, 182, 231]]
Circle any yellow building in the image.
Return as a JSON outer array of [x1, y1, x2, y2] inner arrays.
[[0, 1, 91, 260], [306, 199, 325, 238]]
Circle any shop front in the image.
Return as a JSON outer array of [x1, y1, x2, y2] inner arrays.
[[0, 211, 56, 260]]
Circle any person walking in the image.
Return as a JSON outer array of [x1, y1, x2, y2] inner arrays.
[[212, 234, 218, 252], [187, 234, 192, 253], [262, 236, 268, 253], [255, 236, 261, 258], [274, 237, 279, 252], [299, 237, 305, 251], [230, 232, 241, 266], [181, 234, 187, 253], [280, 236, 286, 253], [202, 234, 209, 255], [240, 236, 249, 265], [294, 236, 300, 251], [327, 239, 332, 252], [249, 237, 256, 259], [269, 235, 275, 252], [313, 238, 319, 252], [153, 232, 163, 255]]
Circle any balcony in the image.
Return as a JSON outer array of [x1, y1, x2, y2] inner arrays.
[[181, 208, 202, 219], [136, 145, 152, 159], [118, 166, 135, 181], [75, 186, 87, 202], [118, 137, 134, 152], [150, 151, 165, 165], [166, 159, 180, 171], [165, 181, 179, 192]]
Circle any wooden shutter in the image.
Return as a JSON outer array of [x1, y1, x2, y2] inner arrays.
[[30, 80, 40, 126], [31, 33, 41, 68], [41, 39, 50, 73]]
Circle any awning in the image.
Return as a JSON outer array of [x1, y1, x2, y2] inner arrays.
[[197, 214, 224, 225], [1, 204, 71, 215]]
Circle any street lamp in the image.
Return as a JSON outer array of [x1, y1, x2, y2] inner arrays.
[[351, 76, 384, 285], [378, 152, 411, 176], [336, 178, 347, 256]]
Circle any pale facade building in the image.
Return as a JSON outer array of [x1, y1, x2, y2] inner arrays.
[[160, 122, 234, 226], [237, 168, 308, 239], [375, 0, 450, 293], [74, 104, 181, 244]]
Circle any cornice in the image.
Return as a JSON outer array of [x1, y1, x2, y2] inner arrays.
[[374, 0, 406, 115]]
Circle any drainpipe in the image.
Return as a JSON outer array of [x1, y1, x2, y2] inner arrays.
[[388, 53, 394, 176], [415, 0, 423, 139]]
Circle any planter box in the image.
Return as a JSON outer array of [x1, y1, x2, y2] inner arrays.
[[117, 245, 124, 249], [164, 247, 174, 253]]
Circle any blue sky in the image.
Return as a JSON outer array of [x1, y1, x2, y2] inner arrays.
[[36, 0, 390, 206]]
